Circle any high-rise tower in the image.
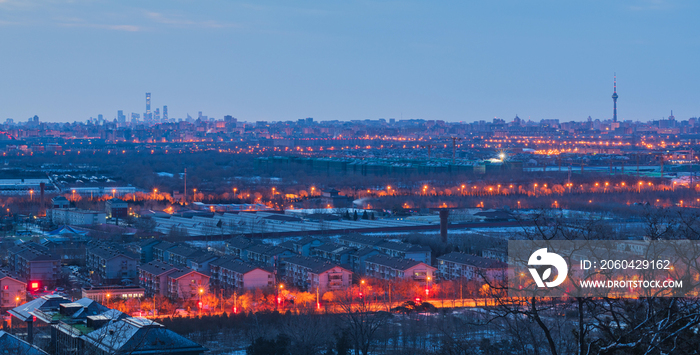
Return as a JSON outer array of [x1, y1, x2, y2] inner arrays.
[[146, 92, 151, 120], [163, 106, 168, 120], [611, 74, 618, 122]]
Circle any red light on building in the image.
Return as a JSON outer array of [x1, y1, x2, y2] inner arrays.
[[358, 292, 363, 298], [198, 301, 203, 309], [30, 282, 39, 290], [233, 306, 238, 314], [415, 297, 421, 303], [277, 297, 281, 304], [316, 302, 321, 310], [425, 288, 429, 296]]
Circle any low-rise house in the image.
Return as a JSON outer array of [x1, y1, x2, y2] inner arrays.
[[209, 258, 274, 292], [364, 254, 436, 282], [0, 331, 48, 355], [8, 294, 72, 345], [8, 294, 206, 355], [282, 255, 352, 292], [83, 317, 207, 355], [0, 271, 26, 310], [28, 297, 121, 355], [85, 244, 138, 285], [437, 252, 507, 281], [81, 285, 146, 303]]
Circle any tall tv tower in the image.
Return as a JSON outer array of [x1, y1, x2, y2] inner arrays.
[[611, 74, 618, 122], [146, 92, 152, 120]]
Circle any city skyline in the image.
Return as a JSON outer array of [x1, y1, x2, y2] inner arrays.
[[0, 1, 698, 123], [9, 81, 696, 125]]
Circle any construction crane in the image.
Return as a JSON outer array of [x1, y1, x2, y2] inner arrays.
[[423, 144, 433, 158]]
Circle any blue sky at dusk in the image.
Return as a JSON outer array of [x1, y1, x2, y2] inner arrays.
[[0, 0, 698, 123]]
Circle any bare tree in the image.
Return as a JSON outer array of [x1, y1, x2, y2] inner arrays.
[[334, 287, 393, 355]]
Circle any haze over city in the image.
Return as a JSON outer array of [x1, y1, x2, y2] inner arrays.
[[2, 2, 700, 355], [1, 0, 698, 122]]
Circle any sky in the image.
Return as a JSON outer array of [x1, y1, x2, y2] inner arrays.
[[0, 0, 698, 123]]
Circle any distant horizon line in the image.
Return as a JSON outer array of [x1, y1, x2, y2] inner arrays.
[[6, 115, 692, 125]]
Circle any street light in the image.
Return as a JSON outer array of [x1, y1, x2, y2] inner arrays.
[[198, 288, 204, 316], [277, 284, 284, 310], [426, 276, 432, 299]]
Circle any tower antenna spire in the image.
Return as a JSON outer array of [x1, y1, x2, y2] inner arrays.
[[611, 73, 618, 122]]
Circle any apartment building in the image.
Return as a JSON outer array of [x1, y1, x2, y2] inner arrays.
[[437, 252, 506, 281], [85, 244, 138, 284], [0, 272, 26, 309], [7, 244, 60, 290], [209, 258, 274, 292], [282, 256, 352, 292], [363, 254, 436, 282]]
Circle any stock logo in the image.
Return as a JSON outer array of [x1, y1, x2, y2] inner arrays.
[[528, 248, 568, 288]]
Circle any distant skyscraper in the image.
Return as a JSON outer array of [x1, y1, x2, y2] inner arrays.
[[146, 92, 151, 120], [117, 110, 125, 123], [154, 108, 160, 120], [163, 106, 168, 120], [612, 74, 618, 122]]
